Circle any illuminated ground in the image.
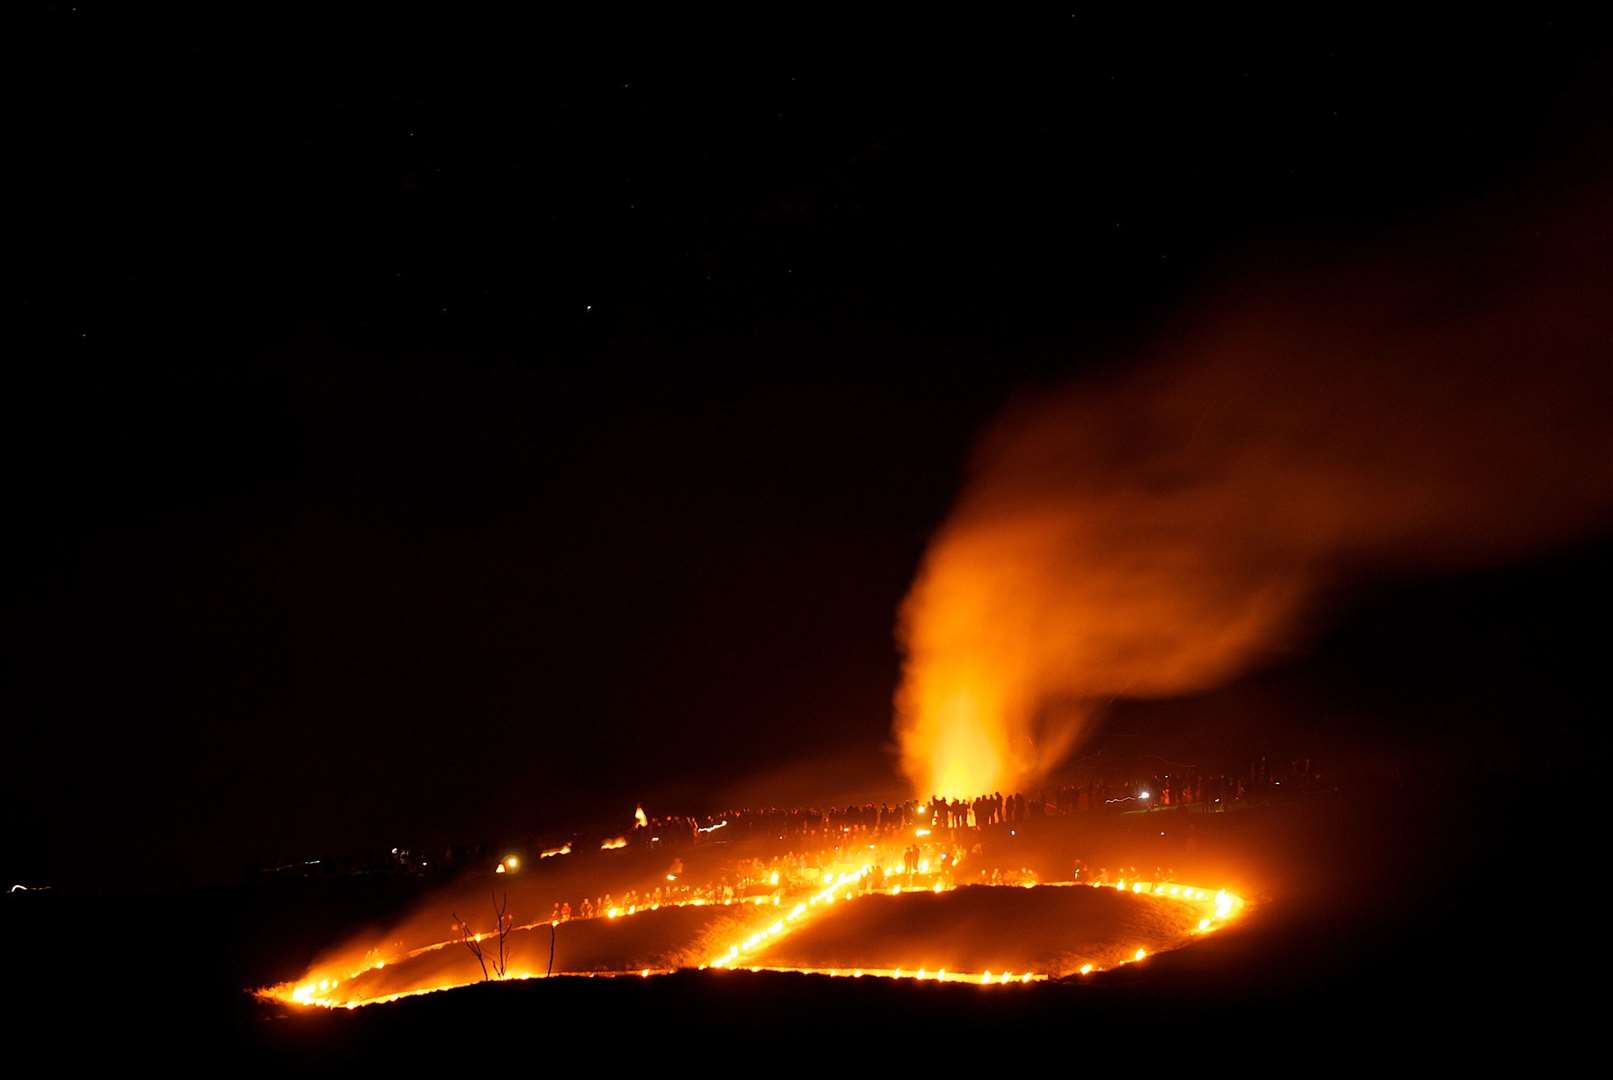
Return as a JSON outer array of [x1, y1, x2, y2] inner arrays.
[[759, 883, 1202, 977], [258, 806, 1247, 1010], [260, 872, 1241, 1010]]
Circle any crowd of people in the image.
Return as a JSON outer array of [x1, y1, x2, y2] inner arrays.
[[634, 755, 1330, 848]]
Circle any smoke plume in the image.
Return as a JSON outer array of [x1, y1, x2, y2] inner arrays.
[[896, 191, 1613, 797]]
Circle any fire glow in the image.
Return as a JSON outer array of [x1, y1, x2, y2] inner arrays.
[[259, 855, 1244, 1011]]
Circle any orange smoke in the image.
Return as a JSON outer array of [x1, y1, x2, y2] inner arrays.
[[896, 189, 1613, 797]]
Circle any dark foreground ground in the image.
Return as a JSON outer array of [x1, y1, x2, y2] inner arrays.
[[200, 894, 1584, 1064]]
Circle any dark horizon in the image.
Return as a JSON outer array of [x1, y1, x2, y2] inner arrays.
[[7, 8, 1610, 894]]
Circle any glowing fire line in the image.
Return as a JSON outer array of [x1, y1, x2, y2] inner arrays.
[[262, 878, 1244, 1010]]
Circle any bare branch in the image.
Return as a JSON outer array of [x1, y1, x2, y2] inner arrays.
[[491, 890, 513, 978], [453, 910, 491, 982]]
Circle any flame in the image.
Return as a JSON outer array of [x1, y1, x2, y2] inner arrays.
[[600, 836, 627, 850], [696, 867, 1241, 979], [539, 842, 572, 859]]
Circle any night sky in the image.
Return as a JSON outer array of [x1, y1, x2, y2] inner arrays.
[[8, 8, 1609, 891]]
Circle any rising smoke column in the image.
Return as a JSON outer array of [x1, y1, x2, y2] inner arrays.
[[895, 192, 1613, 798]]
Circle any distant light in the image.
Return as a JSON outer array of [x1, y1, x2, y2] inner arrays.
[[504, 856, 519, 870], [1137, 792, 1150, 800]]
